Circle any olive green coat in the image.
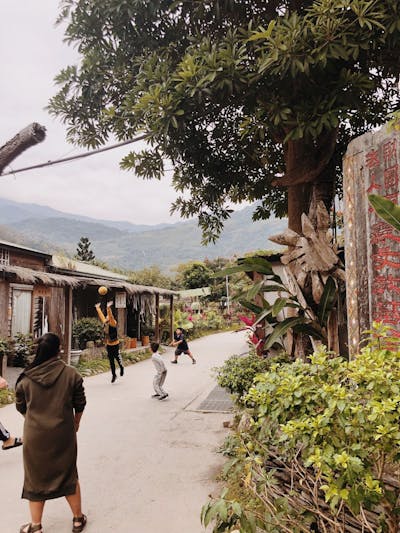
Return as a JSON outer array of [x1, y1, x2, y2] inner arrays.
[[15, 359, 86, 501]]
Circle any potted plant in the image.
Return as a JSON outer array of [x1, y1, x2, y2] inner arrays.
[[140, 324, 154, 346]]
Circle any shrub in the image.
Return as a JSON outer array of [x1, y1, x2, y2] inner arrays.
[[204, 323, 400, 532], [12, 333, 35, 368], [214, 354, 275, 398], [0, 337, 11, 358], [73, 318, 104, 349], [0, 388, 16, 407]]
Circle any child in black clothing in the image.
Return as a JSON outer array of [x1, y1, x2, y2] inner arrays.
[[170, 328, 196, 364]]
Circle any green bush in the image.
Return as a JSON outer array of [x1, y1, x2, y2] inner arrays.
[[12, 333, 35, 368], [0, 388, 16, 407], [204, 323, 400, 532], [73, 317, 104, 349], [214, 354, 275, 398], [0, 337, 11, 358]]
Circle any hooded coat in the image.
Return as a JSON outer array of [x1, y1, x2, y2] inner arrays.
[[15, 358, 86, 501]]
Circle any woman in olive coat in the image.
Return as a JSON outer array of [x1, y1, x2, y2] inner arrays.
[[15, 333, 87, 533]]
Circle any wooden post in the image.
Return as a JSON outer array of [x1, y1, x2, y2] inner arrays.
[[117, 308, 125, 339], [155, 293, 160, 342], [64, 286, 72, 364], [169, 295, 174, 343], [0, 354, 6, 378]]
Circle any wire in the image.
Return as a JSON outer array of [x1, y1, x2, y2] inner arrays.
[[0, 133, 149, 177]]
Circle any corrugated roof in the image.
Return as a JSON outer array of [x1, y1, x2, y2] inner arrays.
[[51, 255, 128, 281], [0, 239, 51, 257], [178, 287, 211, 298]]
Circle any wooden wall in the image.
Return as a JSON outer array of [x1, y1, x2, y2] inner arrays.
[[9, 251, 47, 271], [0, 280, 9, 337]]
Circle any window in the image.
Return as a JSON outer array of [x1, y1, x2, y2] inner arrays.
[[0, 248, 9, 266]]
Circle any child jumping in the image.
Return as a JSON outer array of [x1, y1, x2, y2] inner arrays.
[[151, 342, 168, 400], [95, 301, 124, 383], [170, 327, 196, 364]]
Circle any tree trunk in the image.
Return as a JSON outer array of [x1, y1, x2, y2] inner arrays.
[[0, 123, 46, 174], [282, 131, 337, 232]]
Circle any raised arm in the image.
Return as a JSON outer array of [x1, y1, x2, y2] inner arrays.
[[95, 303, 106, 324], [106, 301, 117, 327]]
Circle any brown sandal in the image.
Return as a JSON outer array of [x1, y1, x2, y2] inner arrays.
[[72, 514, 87, 532], [19, 524, 43, 533]]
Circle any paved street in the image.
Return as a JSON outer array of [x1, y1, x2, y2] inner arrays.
[[0, 331, 247, 533]]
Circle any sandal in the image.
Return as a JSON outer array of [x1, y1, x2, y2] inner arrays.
[[3, 437, 23, 450], [72, 514, 87, 532], [19, 524, 42, 533]]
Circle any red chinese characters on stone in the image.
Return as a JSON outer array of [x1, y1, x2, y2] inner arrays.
[[371, 248, 400, 271], [365, 149, 380, 169], [383, 139, 397, 169], [384, 165, 399, 192], [370, 222, 393, 245], [372, 299, 400, 326]]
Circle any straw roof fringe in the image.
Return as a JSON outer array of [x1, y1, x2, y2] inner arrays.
[[0, 265, 81, 288], [0, 265, 176, 298]]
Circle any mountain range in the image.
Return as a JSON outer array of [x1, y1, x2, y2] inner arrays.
[[0, 197, 286, 272]]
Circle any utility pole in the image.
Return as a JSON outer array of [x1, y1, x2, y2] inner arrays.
[[225, 275, 230, 313]]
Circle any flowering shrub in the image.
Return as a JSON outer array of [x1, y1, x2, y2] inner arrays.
[[203, 323, 400, 532]]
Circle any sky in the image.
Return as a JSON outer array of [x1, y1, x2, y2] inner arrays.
[[0, 1, 189, 225]]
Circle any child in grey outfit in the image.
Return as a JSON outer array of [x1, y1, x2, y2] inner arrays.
[[151, 342, 168, 400]]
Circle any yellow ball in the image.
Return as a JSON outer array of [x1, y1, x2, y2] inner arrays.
[[98, 286, 108, 296]]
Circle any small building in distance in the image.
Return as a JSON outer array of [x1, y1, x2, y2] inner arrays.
[[0, 240, 175, 373]]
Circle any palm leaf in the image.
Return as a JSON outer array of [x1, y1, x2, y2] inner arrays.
[[368, 194, 400, 232]]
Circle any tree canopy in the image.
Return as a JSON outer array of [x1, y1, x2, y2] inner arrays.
[[50, 0, 400, 236], [75, 236, 95, 262]]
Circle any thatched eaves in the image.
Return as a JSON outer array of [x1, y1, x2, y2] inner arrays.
[[0, 264, 176, 297]]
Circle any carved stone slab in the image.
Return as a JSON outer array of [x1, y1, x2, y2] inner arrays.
[[343, 124, 400, 355]]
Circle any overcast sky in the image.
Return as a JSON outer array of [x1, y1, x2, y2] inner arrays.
[[0, 1, 192, 225]]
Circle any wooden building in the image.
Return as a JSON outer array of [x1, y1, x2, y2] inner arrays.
[[0, 240, 175, 370]]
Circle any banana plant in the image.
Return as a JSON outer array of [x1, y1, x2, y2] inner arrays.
[[218, 256, 338, 357], [368, 194, 400, 232]]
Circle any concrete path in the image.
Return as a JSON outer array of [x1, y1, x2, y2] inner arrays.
[[0, 331, 247, 533]]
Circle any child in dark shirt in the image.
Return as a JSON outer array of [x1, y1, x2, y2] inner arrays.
[[170, 327, 196, 364]]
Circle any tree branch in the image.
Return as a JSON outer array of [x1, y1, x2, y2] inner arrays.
[[0, 123, 46, 174]]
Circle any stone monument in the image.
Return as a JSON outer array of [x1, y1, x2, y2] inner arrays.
[[343, 124, 400, 355]]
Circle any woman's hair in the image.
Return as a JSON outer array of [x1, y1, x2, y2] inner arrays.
[[31, 333, 61, 368]]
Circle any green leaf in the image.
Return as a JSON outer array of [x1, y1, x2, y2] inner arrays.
[[368, 195, 400, 232], [272, 297, 288, 317], [317, 276, 337, 326], [264, 317, 306, 350], [238, 299, 262, 315]]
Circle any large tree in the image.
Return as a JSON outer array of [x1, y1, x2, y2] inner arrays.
[[50, 0, 400, 236]]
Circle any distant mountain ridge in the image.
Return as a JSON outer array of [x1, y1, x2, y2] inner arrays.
[[0, 197, 286, 271], [0, 197, 171, 233]]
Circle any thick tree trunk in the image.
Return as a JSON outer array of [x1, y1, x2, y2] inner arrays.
[[281, 130, 337, 231], [0, 123, 46, 174]]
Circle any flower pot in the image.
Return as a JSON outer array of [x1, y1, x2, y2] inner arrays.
[[70, 350, 82, 367], [130, 338, 137, 349], [141, 335, 150, 347]]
